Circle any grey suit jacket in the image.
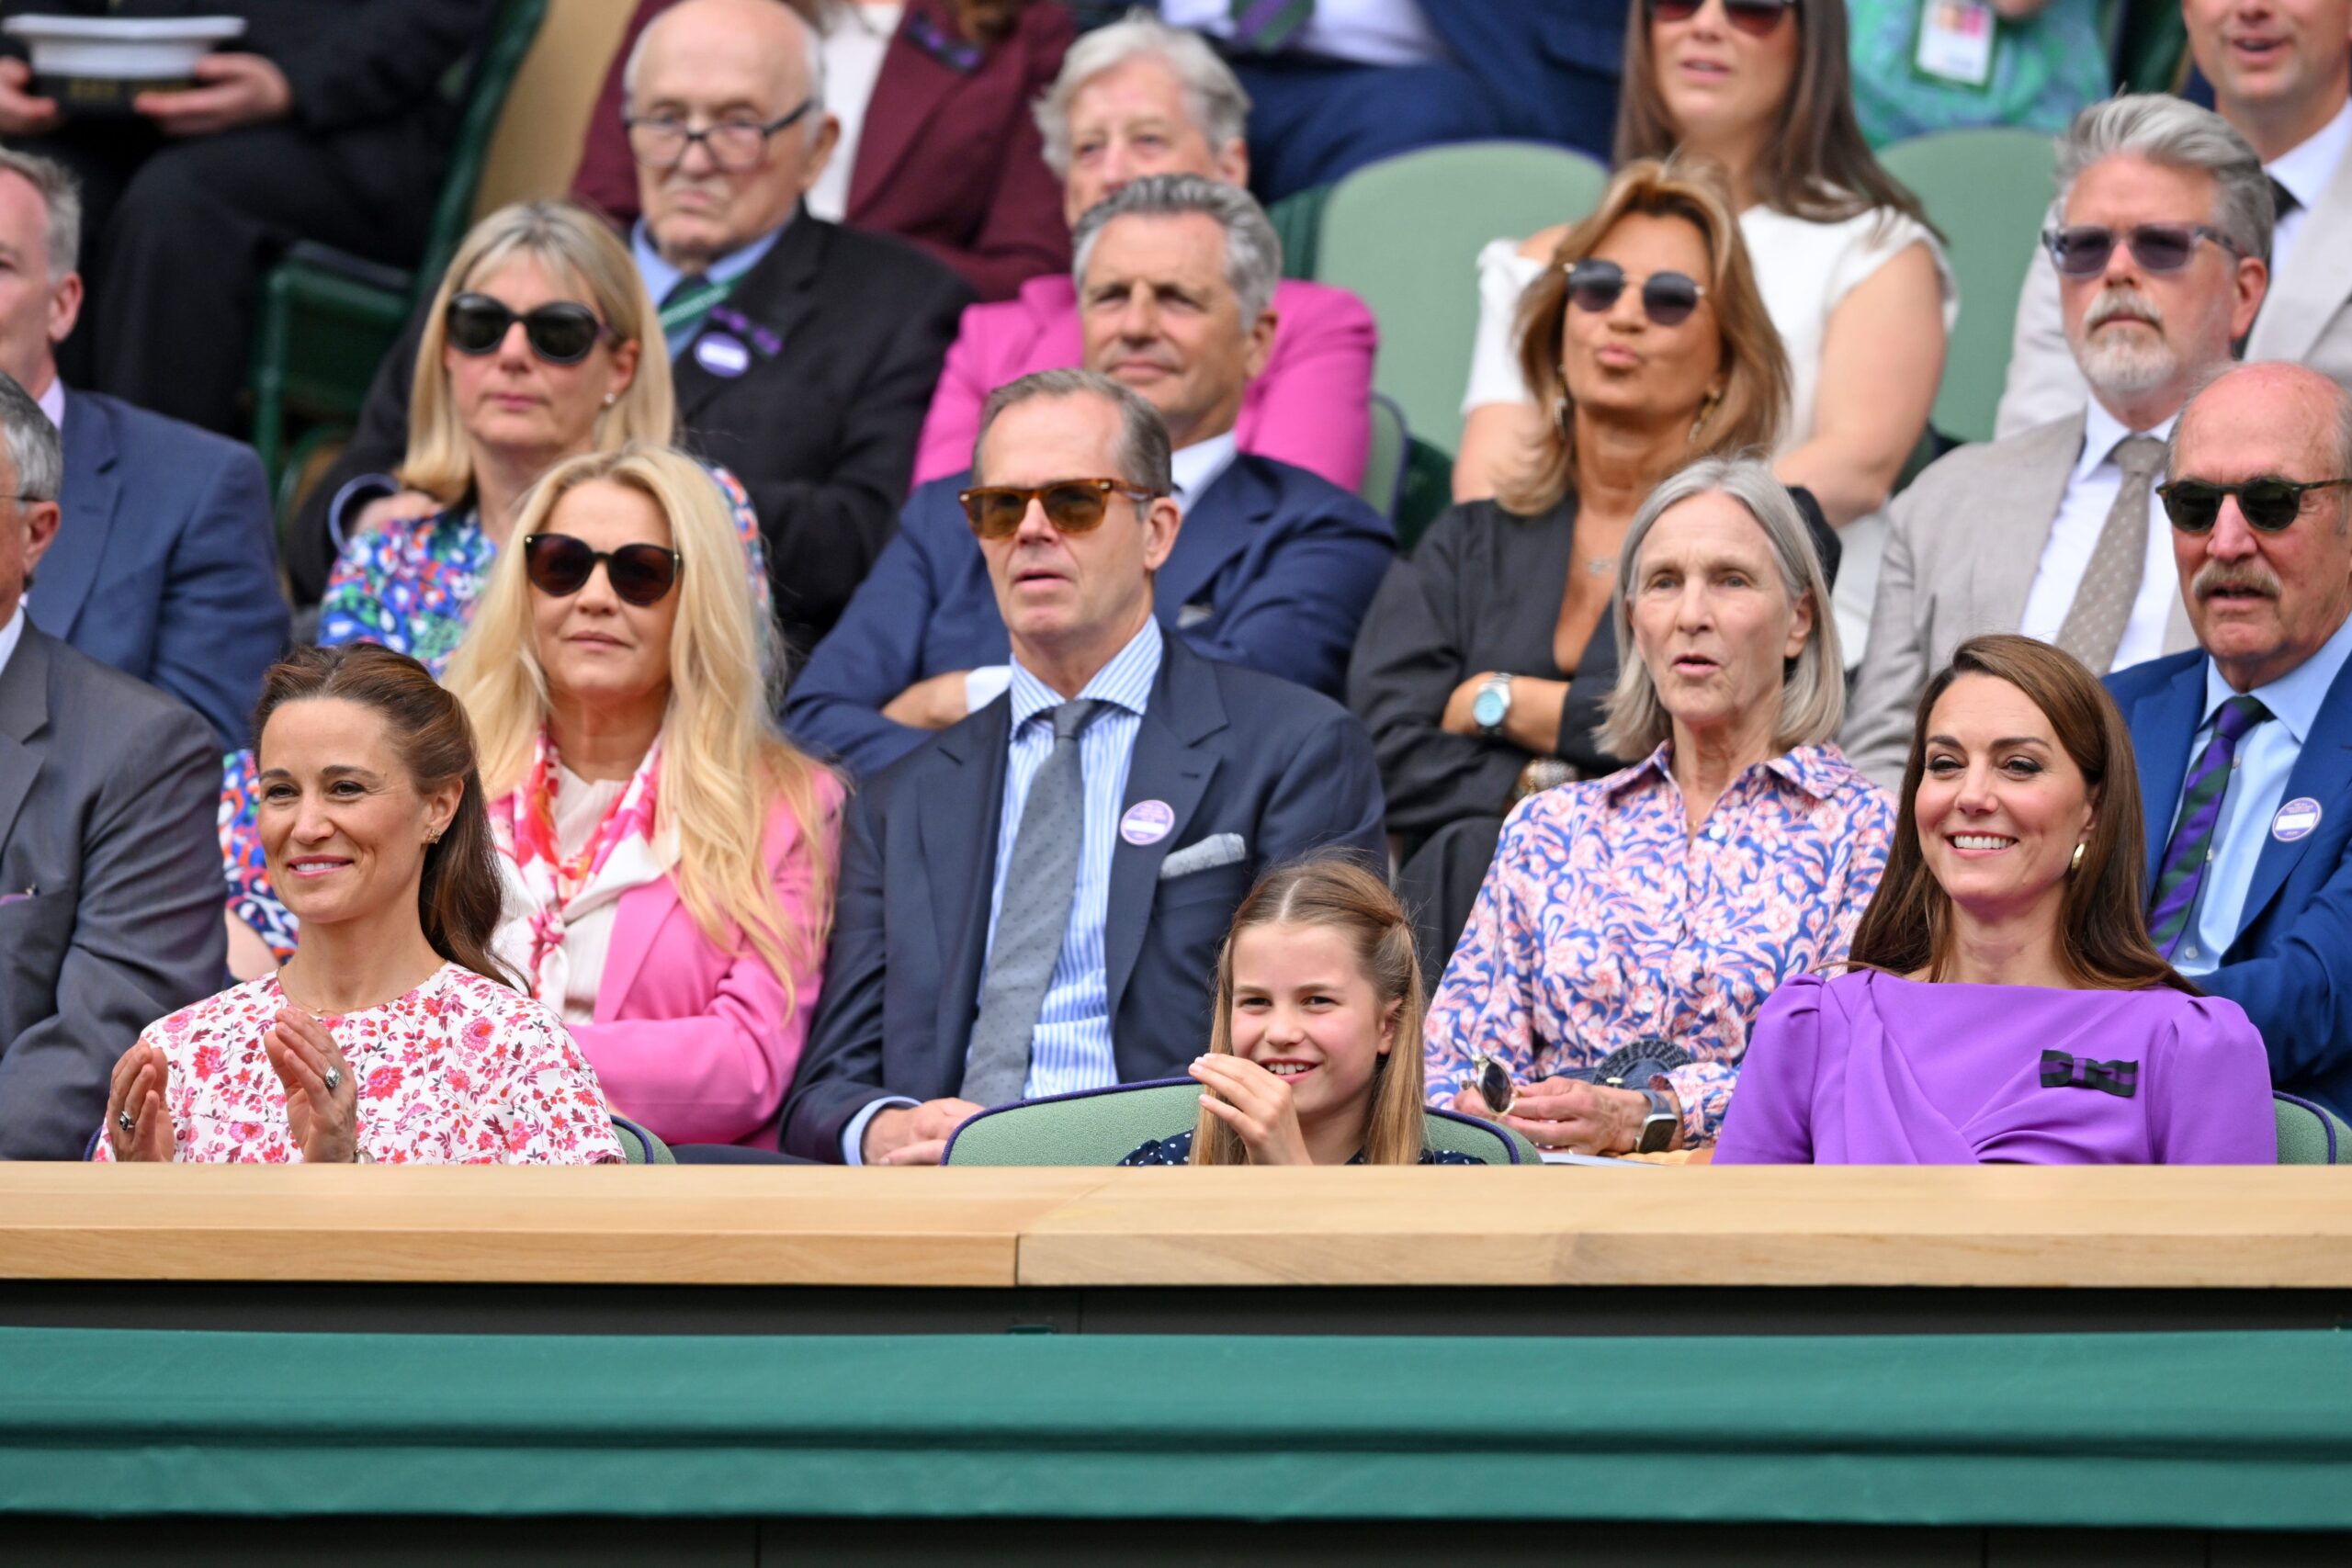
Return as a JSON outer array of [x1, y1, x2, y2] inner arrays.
[[0, 624, 223, 1159], [1840, 412, 2197, 790], [1995, 137, 2352, 436]]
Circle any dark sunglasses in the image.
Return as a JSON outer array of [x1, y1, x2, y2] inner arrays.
[[445, 292, 613, 365], [1646, 0, 1796, 36], [2156, 476, 2352, 535], [956, 477, 1159, 540], [521, 532, 683, 606], [1565, 258, 1709, 327], [2040, 223, 2243, 278]]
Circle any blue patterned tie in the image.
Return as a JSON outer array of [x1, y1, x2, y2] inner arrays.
[[2147, 694, 2271, 958]]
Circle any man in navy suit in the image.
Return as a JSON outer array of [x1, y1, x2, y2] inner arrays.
[[786, 174, 1392, 779], [2109, 362, 2352, 1116], [0, 151, 283, 750], [780, 370, 1385, 1164]]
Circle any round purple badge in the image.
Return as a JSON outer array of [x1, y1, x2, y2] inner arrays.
[[1120, 799, 1174, 846], [693, 333, 751, 378], [2272, 796, 2323, 842]]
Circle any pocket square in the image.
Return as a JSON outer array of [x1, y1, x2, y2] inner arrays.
[[1176, 601, 1214, 630], [1158, 832, 1247, 879]]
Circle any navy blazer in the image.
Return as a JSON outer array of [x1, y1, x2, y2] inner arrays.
[[1424, 0, 1623, 158], [26, 391, 286, 749], [779, 634, 1387, 1161], [2111, 649, 2352, 1114], [785, 453, 1394, 779]]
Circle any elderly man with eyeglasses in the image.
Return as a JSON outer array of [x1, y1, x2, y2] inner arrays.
[[285, 0, 971, 663]]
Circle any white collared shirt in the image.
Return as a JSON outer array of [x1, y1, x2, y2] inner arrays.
[[2016, 401, 2178, 672], [0, 602, 24, 681], [2265, 97, 2352, 279], [1160, 0, 1447, 66], [33, 377, 62, 434]]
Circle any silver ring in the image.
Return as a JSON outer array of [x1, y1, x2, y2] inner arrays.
[[115, 1111, 134, 1134], [322, 1066, 343, 1093]]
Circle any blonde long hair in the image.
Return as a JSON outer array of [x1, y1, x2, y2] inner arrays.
[[1192, 858, 1429, 1166], [442, 445, 836, 1002], [399, 201, 676, 504]]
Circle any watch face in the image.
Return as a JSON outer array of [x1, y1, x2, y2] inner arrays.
[[1635, 1112, 1676, 1155], [1473, 688, 1507, 728]]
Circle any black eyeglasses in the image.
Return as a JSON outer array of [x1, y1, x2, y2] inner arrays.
[[522, 533, 684, 606], [1565, 259, 1709, 326], [956, 478, 1158, 540], [623, 99, 815, 172], [2156, 477, 2352, 534], [444, 293, 613, 366], [1646, 0, 1796, 36], [2041, 223, 2243, 278]]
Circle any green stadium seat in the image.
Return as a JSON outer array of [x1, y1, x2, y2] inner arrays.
[[1360, 391, 1408, 520], [609, 1113, 678, 1166], [2273, 1092, 2351, 1165], [940, 1077, 1540, 1166]]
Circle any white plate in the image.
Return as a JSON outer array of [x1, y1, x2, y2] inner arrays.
[[3, 15, 246, 81]]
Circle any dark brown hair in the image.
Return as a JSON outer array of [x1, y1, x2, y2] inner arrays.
[[253, 643, 520, 991], [1848, 634, 2193, 993], [1613, 0, 1929, 229], [1502, 156, 1789, 515]]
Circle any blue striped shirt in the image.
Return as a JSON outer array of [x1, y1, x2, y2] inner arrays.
[[976, 619, 1164, 1098]]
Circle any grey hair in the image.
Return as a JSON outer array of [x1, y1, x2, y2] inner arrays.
[[1070, 172, 1281, 322], [0, 369, 61, 502], [972, 368, 1174, 496], [0, 148, 79, 276], [1599, 457, 1843, 759], [623, 0, 827, 141], [2055, 94, 2273, 265], [1035, 9, 1250, 180]]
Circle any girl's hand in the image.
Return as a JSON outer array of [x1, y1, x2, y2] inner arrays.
[[263, 1008, 362, 1164], [103, 1042, 175, 1162], [1190, 1054, 1313, 1166]]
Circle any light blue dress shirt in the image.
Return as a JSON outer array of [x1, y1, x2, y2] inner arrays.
[[630, 218, 787, 357], [2172, 609, 2352, 975]]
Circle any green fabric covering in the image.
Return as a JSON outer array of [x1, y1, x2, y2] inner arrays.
[[4, 1328, 2349, 1526], [943, 1081, 1532, 1165], [2276, 1095, 2351, 1164]]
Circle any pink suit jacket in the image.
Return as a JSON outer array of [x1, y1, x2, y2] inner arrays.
[[571, 773, 845, 1150], [911, 275, 1378, 491]]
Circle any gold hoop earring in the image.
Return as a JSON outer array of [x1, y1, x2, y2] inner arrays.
[[2069, 841, 2086, 876], [1690, 388, 1723, 442]]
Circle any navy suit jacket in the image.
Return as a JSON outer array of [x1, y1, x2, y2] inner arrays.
[[26, 392, 286, 749], [784, 453, 1394, 779], [778, 633, 1387, 1161], [1424, 0, 1623, 158], [2110, 649, 2352, 1115]]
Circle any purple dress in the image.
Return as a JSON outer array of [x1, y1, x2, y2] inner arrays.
[[1715, 970, 2276, 1165]]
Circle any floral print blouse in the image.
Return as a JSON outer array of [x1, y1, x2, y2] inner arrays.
[[95, 964, 622, 1164], [1423, 743, 1894, 1147]]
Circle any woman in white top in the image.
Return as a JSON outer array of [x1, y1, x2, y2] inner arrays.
[[1453, 0, 1953, 653]]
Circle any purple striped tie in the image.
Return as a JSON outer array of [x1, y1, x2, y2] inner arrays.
[[2146, 694, 2272, 958]]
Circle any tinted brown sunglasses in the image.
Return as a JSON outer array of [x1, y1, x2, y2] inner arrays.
[[957, 477, 1159, 539]]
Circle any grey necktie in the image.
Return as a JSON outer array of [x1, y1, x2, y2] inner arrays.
[[962, 698, 1106, 1106], [2054, 433, 2165, 673]]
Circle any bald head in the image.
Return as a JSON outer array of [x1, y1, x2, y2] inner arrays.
[[2169, 361, 2352, 484], [625, 0, 837, 269]]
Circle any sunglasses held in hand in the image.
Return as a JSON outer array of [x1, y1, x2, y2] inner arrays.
[[957, 477, 1159, 539], [522, 533, 684, 606], [2156, 477, 2352, 534], [445, 292, 614, 365]]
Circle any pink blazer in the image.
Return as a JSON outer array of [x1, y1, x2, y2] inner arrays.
[[911, 275, 1378, 491], [571, 773, 845, 1150]]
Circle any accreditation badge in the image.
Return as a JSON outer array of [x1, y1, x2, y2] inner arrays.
[[1913, 0, 1996, 89]]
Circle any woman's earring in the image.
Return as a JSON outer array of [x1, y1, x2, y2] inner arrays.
[[425, 826, 445, 846], [1690, 388, 1724, 442], [2069, 841, 2086, 876], [601, 392, 617, 408]]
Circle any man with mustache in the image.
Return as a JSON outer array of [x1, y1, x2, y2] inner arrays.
[[780, 369, 1385, 1164], [1999, 0, 2352, 432], [786, 174, 1393, 780], [2109, 359, 2352, 1117], [1843, 96, 2268, 789]]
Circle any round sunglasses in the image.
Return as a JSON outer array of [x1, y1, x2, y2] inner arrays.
[[2156, 477, 2352, 535], [445, 292, 614, 366], [2040, 223, 2242, 278], [521, 533, 684, 606], [1565, 258, 1709, 327], [956, 477, 1159, 540], [1646, 0, 1796, 36]]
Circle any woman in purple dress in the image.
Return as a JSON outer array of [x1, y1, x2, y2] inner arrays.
[[1717, 634, 2276, 1165]]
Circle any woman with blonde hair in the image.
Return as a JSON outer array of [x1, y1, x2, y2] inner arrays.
[[443, 444, 843, 1151]]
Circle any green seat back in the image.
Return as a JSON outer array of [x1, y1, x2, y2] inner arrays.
[[1315, 141, 1610, 461], [1879, 127, 2060, 446], [941, 1078, 1538, 1166], [609, 1114, 677, 1166], [1359, 391, 1408, 521], [1265, 183, 1329, 280], [2274, 1093, 2351, 1165]]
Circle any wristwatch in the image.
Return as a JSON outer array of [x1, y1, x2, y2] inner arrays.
[[1472, 672, 1514, 737], [1633, 1080, 1678, 1155]]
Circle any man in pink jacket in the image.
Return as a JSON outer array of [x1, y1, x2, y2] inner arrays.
[[913, 13, 1376, 493]]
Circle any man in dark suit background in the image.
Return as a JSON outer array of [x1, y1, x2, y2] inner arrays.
[[287, 0, 972, 663], [0, 0, 500, 433], [781, 370, 1385, 1165], [786, 173, 1393, 778], [0, 150, 283, 750], [2109, 361, 2352, 1117], [0, 370, 224, 1159]]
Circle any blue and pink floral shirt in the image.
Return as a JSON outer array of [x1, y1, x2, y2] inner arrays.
[[1424, 742, 1894, 1146]]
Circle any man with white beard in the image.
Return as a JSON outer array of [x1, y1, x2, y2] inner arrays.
[[1839, 96, 2271, 790]]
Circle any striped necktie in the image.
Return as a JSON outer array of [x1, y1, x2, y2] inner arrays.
[[1230, 0, 1314, 52], [2146, 694, 2272, 958]]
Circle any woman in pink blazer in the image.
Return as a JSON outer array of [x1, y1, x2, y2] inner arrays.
[[911, 14, 1376, 491], [444, 445, 843, 1151]]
